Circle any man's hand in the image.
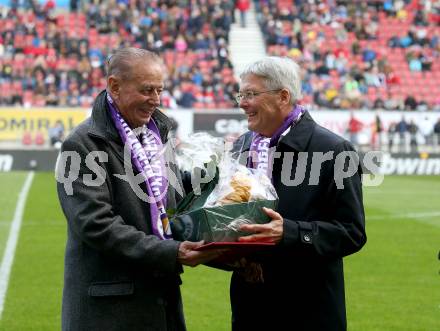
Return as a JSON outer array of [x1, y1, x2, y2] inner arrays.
[[177, 241, 225, 267], [238, 207, 283, 244]]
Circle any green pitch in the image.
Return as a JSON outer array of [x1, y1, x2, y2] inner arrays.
[[0, 173, 438, 330]]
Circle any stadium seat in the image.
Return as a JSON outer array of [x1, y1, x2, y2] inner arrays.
[[34, 132, 45, 146], [22, 132, 32, 145]]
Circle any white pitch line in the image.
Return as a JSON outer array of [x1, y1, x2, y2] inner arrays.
[[0, 171, 34, 318], [368, 211, 440, 220]]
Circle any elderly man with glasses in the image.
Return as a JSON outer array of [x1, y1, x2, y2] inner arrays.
[[223, 56, 367, 331]]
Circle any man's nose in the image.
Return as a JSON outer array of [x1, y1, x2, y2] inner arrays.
[[150, 90, 161, 105], [239, 98, 249, 108]]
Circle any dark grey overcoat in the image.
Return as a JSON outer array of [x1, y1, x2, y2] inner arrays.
[[57, 91, 186, 331], [229, 111, 367, 331]]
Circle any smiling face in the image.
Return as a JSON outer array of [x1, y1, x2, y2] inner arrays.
[[239, 74, 291, 137], [108, 61, 165, 129]]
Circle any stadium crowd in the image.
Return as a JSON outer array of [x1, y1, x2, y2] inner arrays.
[[256, 0, 440, 111], [1, 0, 440, 111], [0, 0, 238, 109]]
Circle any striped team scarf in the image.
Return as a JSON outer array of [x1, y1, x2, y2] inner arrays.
[[239, 105, 305, 283], [247, 105, 305, 177], [107, 93, 172, 240]]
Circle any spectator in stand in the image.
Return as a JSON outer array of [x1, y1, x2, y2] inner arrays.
[[414, 9, 429, 26], [178, 90, 197, 108], [434, 118, 440, 148], [362, 47, 377, 63], [364, 66, 385, 88], [383, 0, 395, 16], [373, 98, 385, 109], [70, 0, 79, 12], [396, 116, 408, 153], [348, 112, 363, 147], [404, 95, 418, 110], [430, 30, 440, 50], [48, 120, 65, 148], [236, 0, 250, 28], [384, 95, 404, 110], [344, 76, 362, 108], [388, 122, 396, 152], [419, 52, 432, 71], [354, 17, 369, 40], [408, 120, 419, 153], [372, 114, 383, 150], [419, 116, 433, 147]]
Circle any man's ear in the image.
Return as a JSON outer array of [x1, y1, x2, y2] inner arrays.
[[108, 75, 120, 98], [279, 88, 291, 106]]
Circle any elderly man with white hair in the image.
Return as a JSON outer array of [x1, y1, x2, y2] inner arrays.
[[224, 56, 367, 331]]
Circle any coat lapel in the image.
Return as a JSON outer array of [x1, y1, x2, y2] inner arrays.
[[278, 111, 316, 152], [86, 91, 123, 164]]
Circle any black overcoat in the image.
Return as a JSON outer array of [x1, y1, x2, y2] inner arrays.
[[229, 111, 367, 331], [57, 91, 186, 331]]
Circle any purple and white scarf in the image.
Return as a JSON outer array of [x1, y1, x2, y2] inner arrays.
[[248, 105, 305, 177], [107, 93, 172, 240]]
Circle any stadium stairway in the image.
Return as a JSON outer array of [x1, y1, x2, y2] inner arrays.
[[229, 2, 266, 77]]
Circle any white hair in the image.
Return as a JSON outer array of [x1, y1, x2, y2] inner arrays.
[[239, 56, 302, 104], [106, 47, 164, 80]]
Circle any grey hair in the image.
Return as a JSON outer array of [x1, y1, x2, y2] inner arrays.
[[106, 47, 164, 80], [239, 56, 302, 104]]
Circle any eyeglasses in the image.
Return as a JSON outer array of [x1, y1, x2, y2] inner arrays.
[[235, 89, 281, 103]]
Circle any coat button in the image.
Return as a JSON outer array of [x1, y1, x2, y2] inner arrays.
[[157, 298, 167, 306]]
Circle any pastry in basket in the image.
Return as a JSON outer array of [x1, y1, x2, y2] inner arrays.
[[218, 172, 252, 205]]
